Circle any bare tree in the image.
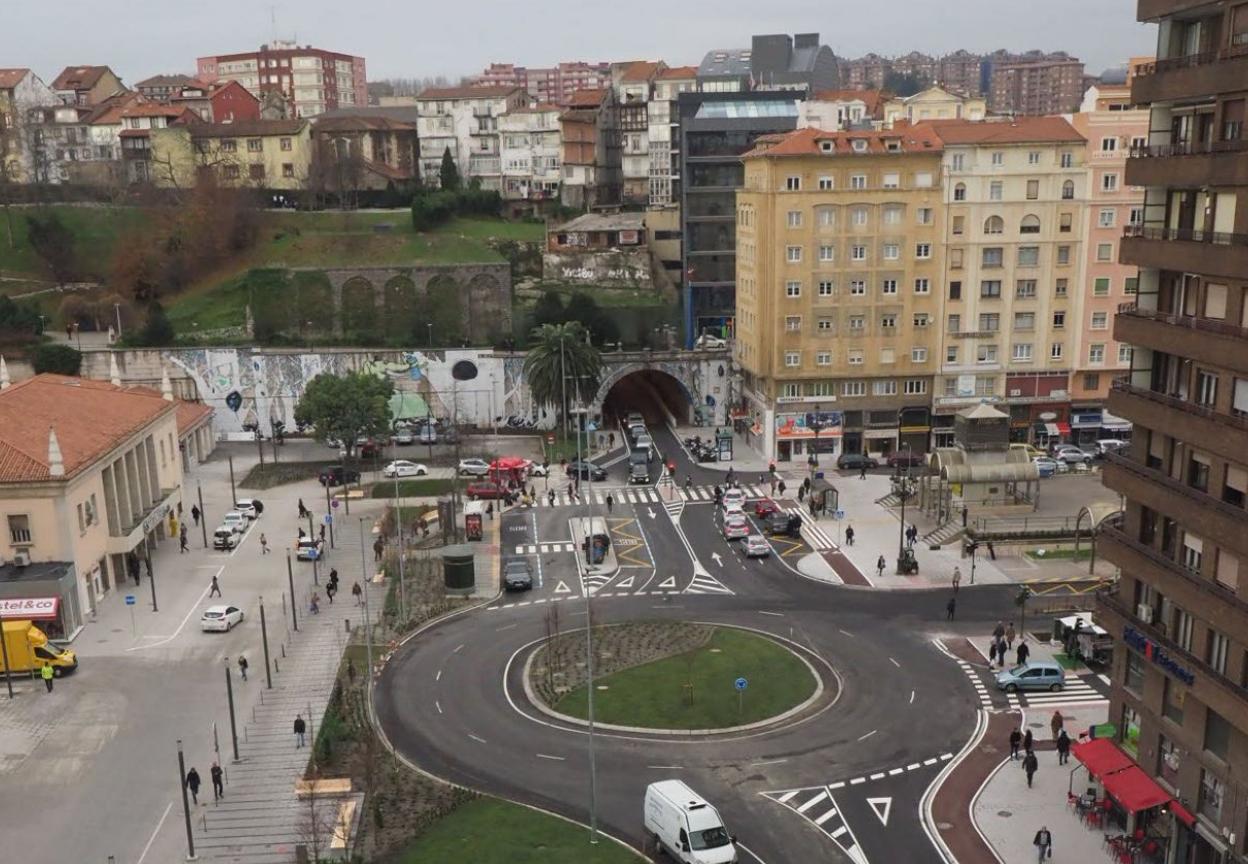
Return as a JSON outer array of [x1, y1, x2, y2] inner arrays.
[[296, 776, 338, 864], [307, 136, 366, 210]]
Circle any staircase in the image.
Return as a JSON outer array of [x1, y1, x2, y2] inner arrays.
[[875, 492, 903, 508], [923, 522, 965, 547]]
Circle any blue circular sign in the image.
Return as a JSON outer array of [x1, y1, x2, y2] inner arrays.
[[124, 595, 136, 606], [323, 514, 333, 525], [735, 677, 748, 691]]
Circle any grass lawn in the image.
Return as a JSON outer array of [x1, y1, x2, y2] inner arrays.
[[393, 797, 643, 864], [370, 478, 456, 498], [239, 460, 337, 490], [0, 205, 151, 278], [555, 627, 817, 729]]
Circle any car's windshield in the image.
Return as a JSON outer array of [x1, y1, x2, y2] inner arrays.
[[690, 826, 731, 850], [1007, 664, 1029, 675]]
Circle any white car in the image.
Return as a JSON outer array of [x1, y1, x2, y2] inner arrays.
[[221, 511, 247, 533], [383, 460, 428, 478], [529, 463, 550, 477], [458, 458, 491, 477], [295, 538, 323, 561], [721, 488, 746, 511], [695, 333, 728, 349], [200, 605, 244, 632], [391, 428, 415, 446], [234, 499, 260, 520], [1053, 445, 1093, 465]]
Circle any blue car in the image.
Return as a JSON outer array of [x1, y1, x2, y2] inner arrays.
[[996, 661, 1067, 693], [1033, 457, 1058, 478]]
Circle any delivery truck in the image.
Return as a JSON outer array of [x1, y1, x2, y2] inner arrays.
[[644, 780, 737, 864], [0, 619, 78, 676]]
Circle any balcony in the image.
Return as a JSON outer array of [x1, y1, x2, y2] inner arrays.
[[1101, 451, 1248, 556], [1108, 381, 1248, 462], [1137, 0, 1228, 21], [1133, 45, 1248, 104], [1113, 307, 1248, 376], [1120, 224, 1248, 282], [1127, 138, 1248, 187]]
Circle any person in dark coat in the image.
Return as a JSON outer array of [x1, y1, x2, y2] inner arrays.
[[1017, 640, 1031, 666], [1033, 826, 1052, 861], [185, 767, 201, 805], [211, 763, 224, 800], [876, 555, 886, 578], [294, 715, 306, 748], [191, 505, 201, 526], [1056, 730, 1071, 765], [1009, 728, 1022, 760], [845, 525, 855, 546], [946, 596, 956, 620], [1023, 751, 1039, 788], [1023, 729, 1034, 754]]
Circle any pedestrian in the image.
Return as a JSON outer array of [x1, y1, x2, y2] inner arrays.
[[179, 525, 189, 553], [1033, 826, 1052, 861], [946, 596, 956, 620], [346, 658, 356, 685], [238, 655, 249, 681], [64, 322, 73, 342], [845, 525, 855, 546], [605, 493, 614, 513], [548, 489, 556, 507], [1023, 751, 1039, 788], [209, 574, 221, 598], [294, 714, 306, 748], [997, 637, 1008, 667], [1050, 710, 1064, 740], [298, 499, 308, 520], [185, 766, 201, 805], [259, 533, 269, 555], [373, 537, 384, 562], [191, 505, 201, 526], [1023, 729, 1034, 755], [685, 475, 693, 492], [778, 480, 787, 497], [1056, 730, 1071, 765], [41, 663, 54, 692], [876, 555, 886, 578], [992, 620, 1006, 641], [1009, 728, 1022, 760], [326, 581, 336, 604], [769, 476, 777, 495], [988, 639, 998, 667], [310, 592, 320, 614], [319, 523, 326, 542], [1006, 622, 1016, 649], [352, 582, 362, 606], [952, 566, 962, 592], [210, 763, 224, 800], [329, 568, 338, 587], [726, 467, 735, 487], [567, 482, 575, 501], [1017, 639, 1031, 666], [859, 464, 867, 480], [486, 501, 494, 521], [797, 485, 805, 503]]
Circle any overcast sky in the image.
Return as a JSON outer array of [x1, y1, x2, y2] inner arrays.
[[9, 0, 1155, 86]]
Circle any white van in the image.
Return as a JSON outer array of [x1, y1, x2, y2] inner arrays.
[[644, 780, 737, 864]]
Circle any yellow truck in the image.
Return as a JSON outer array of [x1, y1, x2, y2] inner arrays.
[[0, 620, 78, 676]]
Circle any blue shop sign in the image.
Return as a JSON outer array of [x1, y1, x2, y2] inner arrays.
[[1124, 626, 1196, 686]]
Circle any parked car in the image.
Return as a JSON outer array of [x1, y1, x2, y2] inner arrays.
[[234, 499, 261, 520], [391, 427, 415, 446], [1095, 439, 1129, 458], [721, 488, 746, 511], [745, 534, 771, 558], [418, 425, 438, 445], [296, 538, 324, 561], [1033, 457, 1059, 478], [1015, 443, 1044, 460], [221, 510, 247, 534], [458, 458, 491, 477], [996, 661, 1067, 693], [1052, 445, 1093, 465], [694, 333, 728, 350], [766, 511, 803, 538], [212, 527, 239, 550], [200, 605, 244, 632], [319, 465, 360, 487], [503, 560, 533, 592], [382, 460, 428, 478], [528, 463, 550, 477], [466, 481, 507, 500], [837, 453, 879, 470], [722, 512, 750, 540], [753, 498, 781, 519], [566, 461, 608, 482], [886, 450, 926, 469]]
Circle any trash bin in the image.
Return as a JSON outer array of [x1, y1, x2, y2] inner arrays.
[[442, 545, 475, 595]]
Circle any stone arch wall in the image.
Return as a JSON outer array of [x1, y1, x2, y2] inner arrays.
[[382, 274, 419, 341], [340, 276, 379, 336]]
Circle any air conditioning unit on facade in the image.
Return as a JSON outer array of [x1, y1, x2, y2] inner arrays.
[[1136, 603, 1153, 623], [13, 551, 31, 567]]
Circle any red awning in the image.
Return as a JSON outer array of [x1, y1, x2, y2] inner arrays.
[[1102, 766, 1173, 813], [1072, 738, 1134, 778], [1169, 800, 1196, 827], [1055, 421, 1071, 436]]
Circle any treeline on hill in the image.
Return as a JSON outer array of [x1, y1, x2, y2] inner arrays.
[[409, 149, 502, 231]]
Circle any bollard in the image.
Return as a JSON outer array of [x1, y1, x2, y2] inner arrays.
[[345, 618, 351, 633], [281, 644, 286, 658], [275, 659, 280, 674]]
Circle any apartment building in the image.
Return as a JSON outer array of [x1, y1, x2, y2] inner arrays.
[[1094, 3, 1248, 862], [473, 61, 611, 104], [1067, 80, 1150, 441], [134, 74, 196, 100], [987, 51, 1086, 115], [736, 127, 945, 462], [310, 114, 419, 190], [925, 117, 1088, 447], [647, 66, 697, 207], [560, 88, 617, 209], [147, 119, 312, 189], [51, 65, 125, 107], [415, 85, 530, 190], [798, 89, 887, 131], [881, 86, 987, 126], [196, 42, 367, 118], [0, 68, 57, 183], [116, 104, 201, 184], [617, 61, 665, 206], [499, 103, 562, 208]]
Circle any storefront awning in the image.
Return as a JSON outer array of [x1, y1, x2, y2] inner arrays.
[[1102, 766, 1174, 813], [1170, 800, 1196, 827], [1072, 738, 1134, 778], [1101, 411, 1131, 432], [1055, 421, 1071, 436], [1071, 411, 1103, 428]]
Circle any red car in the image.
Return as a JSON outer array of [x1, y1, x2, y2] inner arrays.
[[753, 498, 781, 518], [466, 481, 506, 500]]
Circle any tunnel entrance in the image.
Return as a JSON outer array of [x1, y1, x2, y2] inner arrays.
[[600, 369, 693, 427]]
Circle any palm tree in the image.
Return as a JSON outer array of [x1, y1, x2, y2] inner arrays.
[[524, 321, 601, 431]]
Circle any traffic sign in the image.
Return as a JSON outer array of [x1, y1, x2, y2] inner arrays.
[[331, 499, 340, 509], [323, 514, 333, 525], [735, 677, 748, 691], [833, 510, 846, 520], [124, 595, 136, 606]]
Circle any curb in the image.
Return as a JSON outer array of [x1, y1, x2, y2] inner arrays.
[[920, 708, 989, 864]]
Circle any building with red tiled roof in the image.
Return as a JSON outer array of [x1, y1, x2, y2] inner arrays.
[[0, 373, 206, 632], [916, 115, 1084, 145], [135, 73, 197, 100], [51, 65, 125, 106], [311, 111, 419, 189]]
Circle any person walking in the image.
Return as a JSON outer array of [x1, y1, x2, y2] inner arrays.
[[605, 493, 614, 514], [185, 766, 201, 805], [179, 524, 189, 554], [237, 655, 249, 682], [1017, 639, 1031, 666], [1033, 826, 1053, 861], [992, 620, 1006, 642], [346, 658, 356, 686], [259, 533, 269, 555], [191, 505, 201, 526], [876, 555, 886, 578], [952, 566, 962, 592], [548, 489, 556, 507], [845, 525, 855, 546], [946, 596, 956, 620], [486, 501, 494, 521], [309, 592, 320, 614], [988, 639, 998, 667], [777, 480, 787, 498], [1050, 710, 1064, 740], [41, 663, 54, 692], [769, 475, 777, 495], [1023, 750, 1039, 788], [352, 582, 363, 606], [325, 581, 336, 604], [209, 574, 222, 598], [298, 499, 308, 521], [210, 763, 224, 800], [294, 715, 306, 748], [1056, 730, 1071, 765], [1023, 729, 1034, 755], [859, 463, 867, 480], [1009, 728, 1022, 760], [1006, 621, 1016, 650], [373, 537, 384, 562]]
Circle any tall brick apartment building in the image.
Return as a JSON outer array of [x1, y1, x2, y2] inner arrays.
[[197, 41, 367, 118]]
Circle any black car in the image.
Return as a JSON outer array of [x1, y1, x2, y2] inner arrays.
[[319, 465, 361, 486], [503, 560, 533, 591], [566, 460, 608, 481], [836, 453, 879, 471], [766, 512, 803, 538], [628, 461, 650, 484]]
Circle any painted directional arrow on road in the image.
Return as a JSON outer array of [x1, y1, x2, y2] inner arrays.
[[867, 796, 892, 826], [647, 508, 656, 519], [711, 552, 723, 567]]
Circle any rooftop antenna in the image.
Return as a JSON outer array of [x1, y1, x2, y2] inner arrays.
[[269, 5, 277, 42]]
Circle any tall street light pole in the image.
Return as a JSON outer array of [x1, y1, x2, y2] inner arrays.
[[358, 519, 373, 695], [197, 481, 208, 548], [572, 396, 599, 845], [223, 657, 240, 762], [176, 739, 197, 860], [259, 596, 273, 690], [897, 441, 912, 569], [286, 549, 298, 632]]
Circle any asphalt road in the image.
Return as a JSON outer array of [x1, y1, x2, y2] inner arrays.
[[375, 422, 1019, 864]]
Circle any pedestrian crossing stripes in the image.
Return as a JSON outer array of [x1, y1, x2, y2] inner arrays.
[[684, 570, 733, 595], [518, 483, 784, 508], [789, 508, 836, 551], [764, 786, 866, 864], [663, 500, 684, 519], [1006, 674, 1107, 710], [956, 657, 997, 710]]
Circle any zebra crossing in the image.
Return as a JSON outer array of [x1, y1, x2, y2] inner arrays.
[[789, 507, 836, 551], [522, 484, 777, 508], [764, 786, 866, 864], [1006, 673, 1107, 711]]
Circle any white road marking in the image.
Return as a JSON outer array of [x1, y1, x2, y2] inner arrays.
[[857, 729, 877, 742], [495, 623, 517, 631], [453, 644, 464, 654], [849, 777, 867, 785], [889, 657, 901, 668], [909, 689, 916, 704], [758, 611, 784, 617], [838, 628, 853, 637], [777, 789, 800, 803], [814, 806, 840, 826], [828, 781, 846, 790], [869, 772, 886, 780], [648, 765, 684, 770], [468, 733, 486, 744], [796, 790, 828, 813], [125, 567, 220, 652], [923, 757, 938, 766], [135, 801, 173, 864], [536, 753, 565, 761], [435, 669, 442, 682], [907, 762, 921, 770], [752, 758, 788, 766], [435, 701, 442, 714], [888, 768, 904, 776]]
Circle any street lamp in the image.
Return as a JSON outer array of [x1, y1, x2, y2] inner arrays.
[[426, 323, 433, 349], [896, 441, 913, 570]]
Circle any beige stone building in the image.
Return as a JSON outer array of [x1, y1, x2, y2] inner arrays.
[[0, 374, 210, 635], [736, 126, 946, 463], [882, 85, 987, 127], [921, 117, 1088, 447]]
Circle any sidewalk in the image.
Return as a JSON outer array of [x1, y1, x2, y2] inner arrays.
[[670, 424, 782, 476]]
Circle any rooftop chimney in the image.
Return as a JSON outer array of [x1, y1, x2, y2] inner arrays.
[[0, 355, 9, 390], [160, 367, 173, 401], [109, 354, 121, 387], [48, 427, 65, 477]]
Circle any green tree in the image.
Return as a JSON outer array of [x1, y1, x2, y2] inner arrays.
[[523, 322, 601, 431], [294, 371, 396, 456], [25, 212, 77, 286], [439, 147, 461, 191], [30, 343, 82, 375], [565, 291, 619, 345], [530, 290, 565, 328], [0, 294, 40, 336], [883, 71, 925, 97], [138, 301, 176, 346]]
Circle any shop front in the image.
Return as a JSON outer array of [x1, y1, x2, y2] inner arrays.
[[0, 563, 82, 640], [1032, 410, 1071, 449], [1070, 408, 1104, 448], [774, 410, 843, 463]]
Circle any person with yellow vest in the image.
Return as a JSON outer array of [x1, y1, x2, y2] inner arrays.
[[41, 663, 54, 693]]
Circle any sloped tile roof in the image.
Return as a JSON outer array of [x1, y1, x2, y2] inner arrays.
[[52, 65, 112, 92], [0, 68, 32, 90], [743, 125, 944, 158], [917, 116, 1085, 145], [417, 85, 523, 100]]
